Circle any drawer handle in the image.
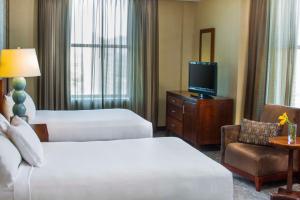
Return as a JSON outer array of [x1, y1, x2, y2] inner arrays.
[[171, 124, 175, 127], [172, 99, 175, 103], [171, 110, 176, 113]]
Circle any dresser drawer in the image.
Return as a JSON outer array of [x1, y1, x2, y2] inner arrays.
[[167, 95, 183, 107], [167, 104, 183, 121], [167, 117, 183, 137]]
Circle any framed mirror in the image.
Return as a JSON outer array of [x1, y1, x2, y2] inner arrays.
[[199, 28, 215, 62]]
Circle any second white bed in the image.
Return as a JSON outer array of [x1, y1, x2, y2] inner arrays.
[[12, 137, 233, 200], [31, 109, 153, 142], [4, 93, 153, 142]]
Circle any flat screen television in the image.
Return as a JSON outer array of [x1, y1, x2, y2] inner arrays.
[[188, 61, 217, 97]]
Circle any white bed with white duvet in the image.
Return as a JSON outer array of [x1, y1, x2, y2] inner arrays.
[[31, 109, 153, 142], [3, 92, 153, 142], [1, 137, 233, 200]]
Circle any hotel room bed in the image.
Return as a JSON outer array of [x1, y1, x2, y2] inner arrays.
[[30, 109, 153, 142], [3, 92, 153, 142], [3, 137, 233, 200]]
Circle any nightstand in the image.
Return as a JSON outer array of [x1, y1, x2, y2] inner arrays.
[[30, 124, 49, 142]]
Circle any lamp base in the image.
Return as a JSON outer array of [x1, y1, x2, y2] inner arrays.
[[12, 77, 27, 117]]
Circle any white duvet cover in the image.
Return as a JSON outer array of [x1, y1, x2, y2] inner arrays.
[[31, 109, 153, 142], [0, 187, 13, 200], [11, 137, 233, 200]]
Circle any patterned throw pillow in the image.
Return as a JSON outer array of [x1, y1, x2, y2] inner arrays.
[[238, 119, 281, 146]]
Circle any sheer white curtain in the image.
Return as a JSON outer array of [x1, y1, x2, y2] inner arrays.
[[291, 12, 300, 106], [69, 0, 158, 125], [70, 0, 129, 109], [266, 0, 300, 106]]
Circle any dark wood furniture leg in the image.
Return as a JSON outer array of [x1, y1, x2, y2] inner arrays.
[[0, 79, 8, 114], [287, 150, 294, 192], [255, 176, 263, 192], [271, 149, 300, 200]]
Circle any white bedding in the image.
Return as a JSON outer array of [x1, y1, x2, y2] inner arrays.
[[11, 137, 233, 200], [31, 109, 153, 142], [0, 187, 13, 200]]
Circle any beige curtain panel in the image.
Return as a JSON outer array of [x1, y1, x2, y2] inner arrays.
[[244, 0, 269, 120], [38, 0, 72, 110]]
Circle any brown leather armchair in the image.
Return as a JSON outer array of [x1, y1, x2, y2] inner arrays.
[[221, 104, 300, 191]]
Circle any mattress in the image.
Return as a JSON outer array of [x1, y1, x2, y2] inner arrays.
[[11, 137, 233, 200], [31, 109, 153, 142]]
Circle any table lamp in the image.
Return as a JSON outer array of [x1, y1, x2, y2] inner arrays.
[[0, 48, 40, 117]]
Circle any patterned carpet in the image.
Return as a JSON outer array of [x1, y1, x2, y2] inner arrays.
[[154, 131, 296, 200]]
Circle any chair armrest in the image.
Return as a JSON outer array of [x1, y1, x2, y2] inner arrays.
[[30, 124, 49, 142], [221, 125, 241, 164]]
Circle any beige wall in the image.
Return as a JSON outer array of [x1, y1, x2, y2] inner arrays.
[[158, 0, 197, 126], [9, 0, 38, 103], [194, 0, 250, 123], [158, 0, 250, 126]]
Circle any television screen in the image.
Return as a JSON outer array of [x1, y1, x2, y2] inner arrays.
[[188, 62, 217, 96]]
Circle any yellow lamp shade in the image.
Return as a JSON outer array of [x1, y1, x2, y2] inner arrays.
[[0, 49, 41, 78]]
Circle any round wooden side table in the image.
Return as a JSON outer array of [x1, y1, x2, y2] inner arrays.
[[269, 136, 300, 200]]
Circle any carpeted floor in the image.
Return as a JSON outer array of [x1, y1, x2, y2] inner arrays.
[[154, 131, 297, 200]]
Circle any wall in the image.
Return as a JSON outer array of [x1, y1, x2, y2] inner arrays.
[[158, 0, 197, 126], [194, 0, 250, 123], [8, 0, 38, 103]]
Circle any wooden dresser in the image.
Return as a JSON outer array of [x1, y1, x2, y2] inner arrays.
[[166, 91, 233, 147]]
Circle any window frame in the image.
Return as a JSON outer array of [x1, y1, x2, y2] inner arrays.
[[70, 42, 129, 100], [71, 44, 127, 48]]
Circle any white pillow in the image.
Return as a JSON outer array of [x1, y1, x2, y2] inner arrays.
[[7, 116, 44, 167], [0, 114, 10, 133], [0, 134, 22, 188], [3, 91, 36, 122]]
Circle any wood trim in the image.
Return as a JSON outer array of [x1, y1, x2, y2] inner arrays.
[[223, 162, 256, 181], [199, 28, 215, 62], [0, 80, 4, 114], [0, 79, 8, 115], [223, 162, 291, 191]]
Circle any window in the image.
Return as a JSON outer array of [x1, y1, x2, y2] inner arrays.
[[291, 20, 300, 106], [70, 0, 129, 100]]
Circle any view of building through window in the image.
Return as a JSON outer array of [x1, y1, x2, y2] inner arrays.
[[70, 0, 128, 99]]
